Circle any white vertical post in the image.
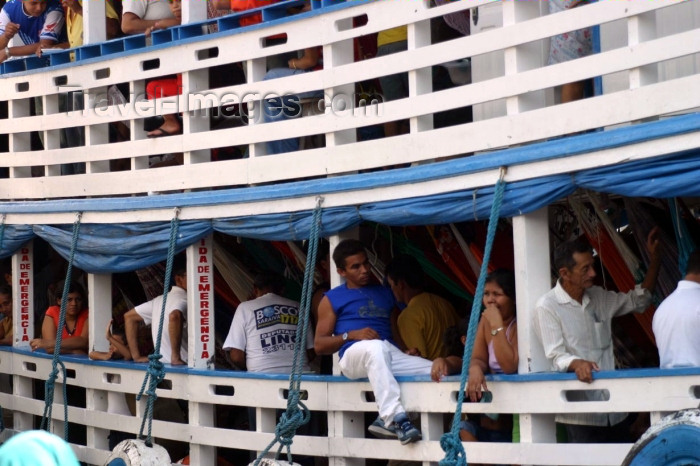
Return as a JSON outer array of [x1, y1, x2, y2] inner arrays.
[[11, 243, 33, 432], [628, 11, 658, 90], [502, 0, 548, 115], [13, 242, 33, 347], [182, 69, 211, 165], [83, 0, 107, 44], [88, 273, 112, 353], [182, 0, 207, 24], [247, 58, 268, 157], [188, 402, 216, 464], [407, 18, 433, 134], [187, 235, 214, 369], [85, 87, 111, 174], [512, 208, 556, 444], [324, 39, 356, 147]]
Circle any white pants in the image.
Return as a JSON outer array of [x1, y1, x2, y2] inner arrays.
[[339, 340, 433, 427]]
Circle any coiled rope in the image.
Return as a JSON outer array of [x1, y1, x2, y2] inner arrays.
[[136, 208, 180, 447], [440, 169, 507, 466]]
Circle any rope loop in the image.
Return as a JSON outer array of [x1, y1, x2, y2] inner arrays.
[[40, 212, 82, 440], [439, 431, 465, 466], [137, 209, 181, 447], [440, 170, 508, 465]]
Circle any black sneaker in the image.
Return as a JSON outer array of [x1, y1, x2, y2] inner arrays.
[[393, 413, 422, 445], [368, 416, 398, 439]]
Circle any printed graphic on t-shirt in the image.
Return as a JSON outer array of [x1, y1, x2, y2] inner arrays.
[[358, 300, 390, 318], [254, 304, 299, 329], [261, 328, 298, 354]]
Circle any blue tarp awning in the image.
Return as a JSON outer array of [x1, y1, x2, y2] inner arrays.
[[1, 113, 699, 273]]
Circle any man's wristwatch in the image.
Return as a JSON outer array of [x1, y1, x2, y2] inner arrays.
[[490, 326, 504, 336], [3, 47, 9, 58], [341, 332, 348, 341]]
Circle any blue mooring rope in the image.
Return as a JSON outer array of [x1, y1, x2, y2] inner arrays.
[[136, 208, 181, 447], [255, 197, 324, 466], [40, 212, 82, 440], [440, 170, 507, 466]]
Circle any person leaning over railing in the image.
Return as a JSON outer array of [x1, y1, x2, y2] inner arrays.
[[0, 0, 65, 64], [124, 255, 188, 365], [533, 229, 662, 444], [432, 269, 519, 448]]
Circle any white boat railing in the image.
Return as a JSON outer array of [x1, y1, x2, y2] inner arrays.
[[0, 0, 698, 204], [1, 348, 698, 465]]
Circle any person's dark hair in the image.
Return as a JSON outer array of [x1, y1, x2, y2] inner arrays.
[[552, 239, 592, 273], [55, 280, 86, 303], [443, 318, 468, 358], [385, 254, 424, 289], [0, 284, 11, 298], [685, 250, 700, 276], [485, 268, 516, 302], [172, 254, 187, 277], [332, 239, 366, 269], [253, 272, 285, 295]]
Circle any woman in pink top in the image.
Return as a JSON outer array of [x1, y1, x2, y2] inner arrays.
[[461, 269, 518, 444]]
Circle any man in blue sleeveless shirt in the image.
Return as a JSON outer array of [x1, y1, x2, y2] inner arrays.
[[315, 239, 433, 445]]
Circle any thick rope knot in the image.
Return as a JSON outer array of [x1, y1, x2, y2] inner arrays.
[[138, 354, 165, 401], [276, 402, 310, 447], [439, 432, 466, 466]]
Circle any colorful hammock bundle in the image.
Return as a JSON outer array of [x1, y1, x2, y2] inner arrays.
[[213, 237, 255, 303]]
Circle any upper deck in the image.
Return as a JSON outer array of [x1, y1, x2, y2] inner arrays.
[[0, 0, 698, 223], [0, 1, 699, 465]]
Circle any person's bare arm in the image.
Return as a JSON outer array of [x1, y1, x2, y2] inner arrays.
[[89, 350, 114, 361], [641, 226, 662, 294], [30, 316, 58, 352], [289, 47, 320, 71], [106, 17, 120, 39], [229, 348, 246, 370], [212, 0, 230, 11], [430, 355, 462, 382], [124, 309, 147, 362], [314, 296, 379, 355], [58, 317, 89, 353], [121, 12, 160, 35], [168, 310, 185, 365]]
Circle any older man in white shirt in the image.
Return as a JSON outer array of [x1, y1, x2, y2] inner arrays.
[[534, 228, 661, 443]]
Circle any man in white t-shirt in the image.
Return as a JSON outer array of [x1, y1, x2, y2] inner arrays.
[[124, 256, 188, 365], [223, 272, 314, 373], [653, 250, 700, 369], [121, 0, 177, 35]]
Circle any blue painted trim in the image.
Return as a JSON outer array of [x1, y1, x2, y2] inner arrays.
[[0, 0, 376, 78], [4, 347, 699, 382], [0, 112, 698, 215]]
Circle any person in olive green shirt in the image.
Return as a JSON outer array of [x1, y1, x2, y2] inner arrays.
[[385, 254, 460, 361]]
